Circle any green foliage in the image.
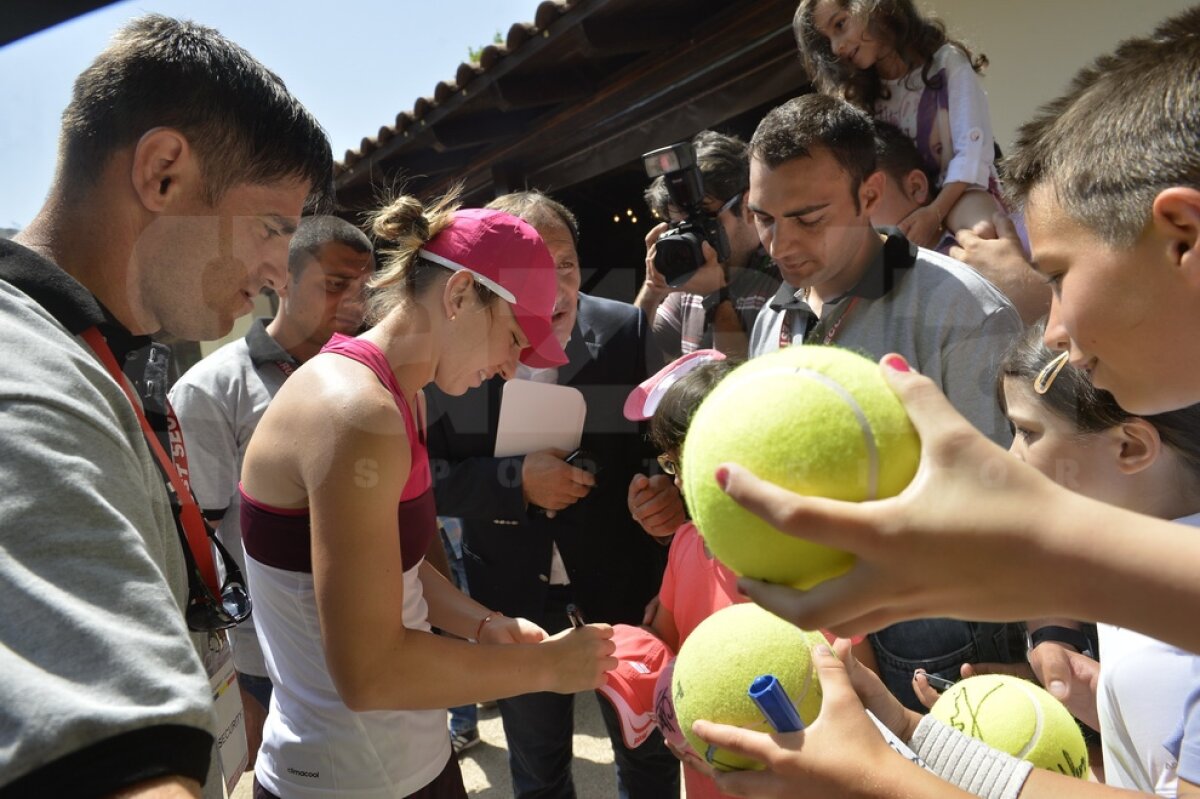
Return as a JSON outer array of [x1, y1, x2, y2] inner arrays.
[[467, 31, 505, 63]]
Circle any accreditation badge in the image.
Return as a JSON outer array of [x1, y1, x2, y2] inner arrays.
[[205, 631, 249, 793]]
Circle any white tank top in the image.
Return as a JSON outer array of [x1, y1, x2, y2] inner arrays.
[[248, 556, 449, 798]]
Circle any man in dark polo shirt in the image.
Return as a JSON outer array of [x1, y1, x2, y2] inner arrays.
[[0, 15, 331, 797]]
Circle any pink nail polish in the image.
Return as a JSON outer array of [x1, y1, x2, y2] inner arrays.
[[715, 466, 730, 491], [883, 354, 910, 373]]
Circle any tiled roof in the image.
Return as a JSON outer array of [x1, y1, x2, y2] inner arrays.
[[335, 0, 579, 175], [333, 0, 806, 210]]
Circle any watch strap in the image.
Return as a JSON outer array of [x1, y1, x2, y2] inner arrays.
[[1028, 625, 1095, 657]]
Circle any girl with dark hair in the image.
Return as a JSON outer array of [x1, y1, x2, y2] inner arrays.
[[794, 0, 1003, 247], [988, 322, 1200, 794]]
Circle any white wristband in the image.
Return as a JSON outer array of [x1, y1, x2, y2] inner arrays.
[[909, 716, 1034, 799]]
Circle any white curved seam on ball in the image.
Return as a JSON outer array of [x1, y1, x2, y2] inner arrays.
[[791, 367, 879, 500], [1013, 681, 1045, 760]]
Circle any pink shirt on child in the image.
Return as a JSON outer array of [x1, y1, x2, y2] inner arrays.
[[659, 522, 744, 644], [659, 523, 745, 799]]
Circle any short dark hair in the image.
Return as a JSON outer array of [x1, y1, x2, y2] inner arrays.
[[651, 359, 739, 455], [288, 217, 373, 277], [59, 14, 333, 209], [486, 190, 580, 246], [749, 94, 877, 211], [998, 321, 1200, 483], [1004, 7, 1200, 247], [874, 120, 935, 187], [644, 130, 750, 219]]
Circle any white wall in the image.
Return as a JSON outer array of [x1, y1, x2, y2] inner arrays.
[[923, 0, 1196, 151]]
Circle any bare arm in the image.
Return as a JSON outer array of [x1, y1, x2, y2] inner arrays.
[[306, 394, 615, 712], [716, 356, 1200, 652], [951, 214, 1051, 325]]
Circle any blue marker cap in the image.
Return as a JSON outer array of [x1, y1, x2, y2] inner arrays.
[[748, 674, 804, 733]]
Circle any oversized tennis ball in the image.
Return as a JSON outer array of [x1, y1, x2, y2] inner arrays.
[[672, 603, 824, 771], [682, 345, 919, 589], [930, 674, 1089, 778]]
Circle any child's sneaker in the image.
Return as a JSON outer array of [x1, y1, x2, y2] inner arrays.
[[450, 728, 480, 756]]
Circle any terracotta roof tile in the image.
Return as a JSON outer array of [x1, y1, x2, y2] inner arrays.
[[335, 1, 578, 173]]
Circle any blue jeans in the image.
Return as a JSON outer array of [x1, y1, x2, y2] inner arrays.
[[870, 620, 1025, 712], [439, 519, 478, 736], [449, 702, 477, 736], [496, 591, 679, 799], [237, 671, 273, 709]]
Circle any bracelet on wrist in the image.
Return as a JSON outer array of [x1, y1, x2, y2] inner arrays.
[[474, 611, 503, 642]]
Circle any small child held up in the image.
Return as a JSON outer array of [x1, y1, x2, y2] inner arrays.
[[794, 0, 1002, 247]]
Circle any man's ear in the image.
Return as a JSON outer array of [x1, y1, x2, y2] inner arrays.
[[738, 190, 754, 224], [906, 169, 931, 207], [859, 170, 886, 216], [130, 128, 193, 213], [1111, 417, 1163, 476], [1151, 187, 1200, 286]]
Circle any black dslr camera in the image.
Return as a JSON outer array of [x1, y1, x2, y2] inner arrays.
[[642, 141, 732, 288]]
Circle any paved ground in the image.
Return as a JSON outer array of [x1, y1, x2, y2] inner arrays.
[[232, 691, 632, 797]]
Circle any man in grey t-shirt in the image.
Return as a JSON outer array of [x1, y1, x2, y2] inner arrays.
[[744, 93, 1024, 710], [0, 15, 331, 797]]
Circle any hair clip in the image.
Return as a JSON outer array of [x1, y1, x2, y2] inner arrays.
[[1034, 351, 1070, 395]]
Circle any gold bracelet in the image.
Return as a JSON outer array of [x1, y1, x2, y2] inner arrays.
[[474, 611, 503, 642]]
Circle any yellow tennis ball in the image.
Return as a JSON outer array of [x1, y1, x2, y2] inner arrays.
[[681, 346, 919, 589], [930, 674, 1089, 778], [672, 603, 824, 771]]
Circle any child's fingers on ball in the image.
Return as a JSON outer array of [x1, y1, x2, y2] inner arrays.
[[716, 463, 871, 550], [810, 644, 863, 714], [736, 573, 870, 636], [691, 720, 775, 767]]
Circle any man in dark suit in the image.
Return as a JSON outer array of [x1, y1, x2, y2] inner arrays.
[[425, 191, 681, 798]]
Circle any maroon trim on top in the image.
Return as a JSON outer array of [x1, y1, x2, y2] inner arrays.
[[241, 488, 314, 573], [241, 486, 439, 574], [396, 489, 438, 572], [239, 484, 308, 516]]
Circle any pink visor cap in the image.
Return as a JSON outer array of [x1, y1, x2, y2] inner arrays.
[[623, 349, 727, 421], [418, 208, 568, 368], [596, 624, 675, 750]]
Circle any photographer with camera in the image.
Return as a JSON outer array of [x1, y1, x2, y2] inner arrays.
[[634, 130, 780, 361]]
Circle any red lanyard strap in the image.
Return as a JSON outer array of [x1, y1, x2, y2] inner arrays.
[[81, 327, 220, 594]]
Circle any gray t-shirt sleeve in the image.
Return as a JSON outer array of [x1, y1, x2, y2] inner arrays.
[[938, 305, 1021, 445], [0, 290, 215, 794]]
